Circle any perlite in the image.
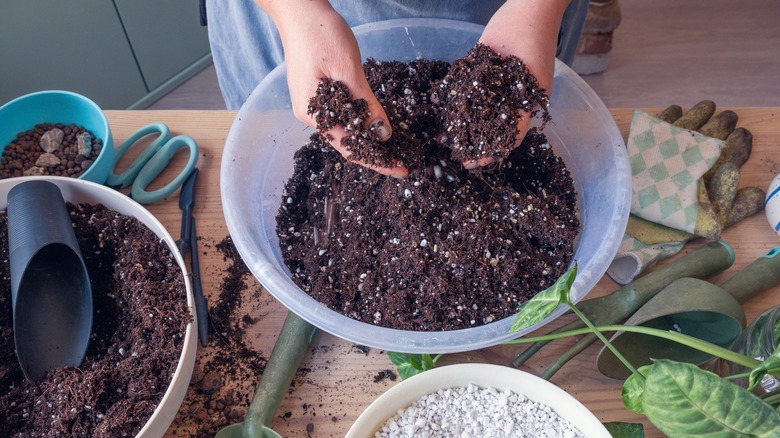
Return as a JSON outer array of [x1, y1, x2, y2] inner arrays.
[[376, 384, 583, 438]]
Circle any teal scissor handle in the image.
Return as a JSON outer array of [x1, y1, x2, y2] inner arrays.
[[107, 122, 171, 189], [106, 122, 199, 204], [131, 135, 198, 204]]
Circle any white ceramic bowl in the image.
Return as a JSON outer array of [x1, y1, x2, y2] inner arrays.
[[346, 363, 610, 437], [221, 18, 631, 353], [0, 176, 196, 438]]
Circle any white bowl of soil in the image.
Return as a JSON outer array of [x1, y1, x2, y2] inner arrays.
[[346, 363, 610, 437], [222, 19, 631, 352], [0, 176, 196, 437]]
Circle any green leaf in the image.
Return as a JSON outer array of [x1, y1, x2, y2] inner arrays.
[[387, 352, 440, 380], [603, 422, 644, 438], [749, 356, 780, 392], [622, 365, 652, 414], [643, 359, 780, 437], [509, 263, 577, 333], [749, 344, 780, 391]]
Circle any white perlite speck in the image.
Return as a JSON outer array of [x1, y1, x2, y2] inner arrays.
[[375, 384, 583, 438]]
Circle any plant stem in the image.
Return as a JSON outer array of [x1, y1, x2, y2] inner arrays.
[[506, 324, 762, 369], [760, 389, 780, 408], [723, 371, 752, 381], [762, 393, 780, 407], [566, 303, 643, 380]]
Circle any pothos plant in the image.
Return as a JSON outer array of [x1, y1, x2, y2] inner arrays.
[[386, 352, 443, 380], [506, 263, 780, 437]]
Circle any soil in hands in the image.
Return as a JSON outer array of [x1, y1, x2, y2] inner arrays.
[[432, 43, 552, 163], [0, 203, 189, 437], [277, 44, 578, 332]]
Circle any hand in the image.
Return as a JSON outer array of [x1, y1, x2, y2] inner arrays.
[[471, 0, 569, 169], [258, 1, 407, 178]]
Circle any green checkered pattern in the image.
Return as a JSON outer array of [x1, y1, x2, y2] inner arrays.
[[629, 110, 724, 234]]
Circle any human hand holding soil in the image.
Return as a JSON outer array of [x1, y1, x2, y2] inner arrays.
[[256, 0, 408, 178], [462, 0, 569, 169]]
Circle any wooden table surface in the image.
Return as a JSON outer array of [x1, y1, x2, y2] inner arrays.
[[104, 108, 780, 437]]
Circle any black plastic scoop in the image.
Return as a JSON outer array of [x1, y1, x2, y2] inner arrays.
[[7, 180, 92, 382]]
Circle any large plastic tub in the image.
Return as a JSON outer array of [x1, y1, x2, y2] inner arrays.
[[221, 19, 631, 353]]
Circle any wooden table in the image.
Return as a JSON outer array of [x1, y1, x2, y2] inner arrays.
[[105, 108, 780, 437]]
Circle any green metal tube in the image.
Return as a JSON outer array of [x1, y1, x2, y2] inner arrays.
[[720, 247, 780, 303], [244, 312, 316, 435]]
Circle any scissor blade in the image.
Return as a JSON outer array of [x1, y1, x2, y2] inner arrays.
[[190, 221, 209, 347], [179, 168, 198, 211], [177, 168, 198, 253]]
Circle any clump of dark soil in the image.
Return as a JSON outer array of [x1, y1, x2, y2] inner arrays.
[[277, 46, 578, 332], [0, 203, 188, 437], [432, 43, 551, 162], [306, 44, 549, 168], [308, 58, 450, 168]]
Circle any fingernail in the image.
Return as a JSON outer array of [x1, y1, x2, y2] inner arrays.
[[369, 119, 391, 142], [463, 160, 480, 170]]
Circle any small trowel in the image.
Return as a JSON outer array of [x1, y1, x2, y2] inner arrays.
[[7, 180, 92, 382], [216, 312, 317, 438], [598, 246, 780, 379]]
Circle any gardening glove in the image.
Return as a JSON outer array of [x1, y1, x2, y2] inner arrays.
[[607, 101, 765, 284]]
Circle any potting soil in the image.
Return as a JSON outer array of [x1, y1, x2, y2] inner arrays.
[[0, 203, 188, 437], [277, 45, 579, 331]]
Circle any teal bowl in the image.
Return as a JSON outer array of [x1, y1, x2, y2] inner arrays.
[[0, 90, 114, 184]]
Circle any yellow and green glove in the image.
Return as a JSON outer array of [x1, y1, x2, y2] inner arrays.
[[607, 101, 764, 284]]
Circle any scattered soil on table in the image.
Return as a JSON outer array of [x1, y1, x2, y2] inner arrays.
[[169, 236, 268, 437], [0, 203, 188, 437], [278, 45, 578, 331], [0, 123, 103, 178]]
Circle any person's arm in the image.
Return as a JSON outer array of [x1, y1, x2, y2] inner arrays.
[[255, 0, 407, 178], [467, 0, 569, 168]]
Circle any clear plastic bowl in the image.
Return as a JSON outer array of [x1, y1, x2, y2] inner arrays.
[[221, 19, 630, 353]]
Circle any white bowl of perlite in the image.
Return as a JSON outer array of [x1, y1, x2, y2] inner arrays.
[[345, 363, 610, 438]]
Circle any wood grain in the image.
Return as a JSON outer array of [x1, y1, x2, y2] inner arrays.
[[104, 108, 780, 437]]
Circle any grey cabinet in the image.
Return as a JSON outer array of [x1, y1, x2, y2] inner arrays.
[[1, 1, 211, 109]]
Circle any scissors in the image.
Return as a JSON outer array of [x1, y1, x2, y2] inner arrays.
[[106, 122, 198, 204]]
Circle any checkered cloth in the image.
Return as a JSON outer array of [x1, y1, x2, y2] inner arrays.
[[607, 110, 725, 284], [629, 110, 724, 234]]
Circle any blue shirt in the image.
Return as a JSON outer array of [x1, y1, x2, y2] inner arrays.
[[205, 0, 587, 109]]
